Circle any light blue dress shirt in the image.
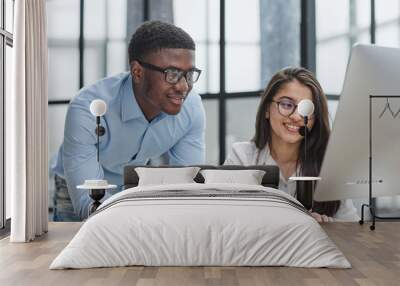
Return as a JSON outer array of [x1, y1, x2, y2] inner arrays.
[[52, 72, 205, 219]]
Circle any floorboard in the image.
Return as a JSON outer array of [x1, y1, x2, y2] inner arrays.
[[0, 222, 399, 286]]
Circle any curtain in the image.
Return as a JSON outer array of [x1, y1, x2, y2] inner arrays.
[[7, 0, 48, 242]]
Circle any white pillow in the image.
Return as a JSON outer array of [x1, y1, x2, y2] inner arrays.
[[200, 169, 266, 185], [135, 167, 201, 186]]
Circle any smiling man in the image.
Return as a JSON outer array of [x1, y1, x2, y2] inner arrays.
[[51, 21, 205, 220]]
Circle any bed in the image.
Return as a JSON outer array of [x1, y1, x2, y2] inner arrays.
[[50, 165, 350, 269]]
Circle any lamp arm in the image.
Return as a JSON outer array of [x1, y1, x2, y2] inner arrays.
[[304, 116, 308, 175], [94, 116, 106, 162], [96, 116, 100, 162]]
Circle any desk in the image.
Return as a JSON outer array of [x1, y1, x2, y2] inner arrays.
[[0, 222, 399, 286]]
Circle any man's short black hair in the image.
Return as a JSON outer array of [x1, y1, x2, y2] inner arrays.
[[128, 21, 195, 63]]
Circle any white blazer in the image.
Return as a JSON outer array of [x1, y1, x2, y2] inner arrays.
[[225, 141, 359, 222]]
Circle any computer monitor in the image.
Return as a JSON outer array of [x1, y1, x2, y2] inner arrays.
[[314, 44, 400, 202]]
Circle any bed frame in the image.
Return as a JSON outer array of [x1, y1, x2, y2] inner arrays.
[[123, 165, 280, 189]]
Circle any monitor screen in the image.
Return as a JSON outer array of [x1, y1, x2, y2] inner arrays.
[[315, 44, 400, 202]]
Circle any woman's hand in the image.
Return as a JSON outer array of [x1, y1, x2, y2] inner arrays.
[[310, 211, 333, 223]]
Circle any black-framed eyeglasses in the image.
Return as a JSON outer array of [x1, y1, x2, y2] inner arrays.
[[136, 60, 202, 85], [272, 99, 300, 117]]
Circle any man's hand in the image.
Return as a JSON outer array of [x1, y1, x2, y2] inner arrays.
[[310, 211, 333, 223]]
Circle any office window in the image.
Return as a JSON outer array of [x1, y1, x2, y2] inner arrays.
[[46, 0, 80, 146], [47, 0, 80, 40], [316, 0, 371, 96], [48, 105, 69, 167], [83, 0, 108, 85], [226, 97, 260, 156], [47, 0, 80, 102], [225, 0, 261, 93], [84, 0, 128, 85], [173, 0, 220, 94], [47, 0, 80, 216], [107, 0, 128, 76], [202, 100, 219, 164], [48, 47, 80, 101], [376, 0, 400, 47], [225, 0, 300, 93], [262, 0, 300, 87], [224, 0, 300, 157], [5, 0, 13, 32]]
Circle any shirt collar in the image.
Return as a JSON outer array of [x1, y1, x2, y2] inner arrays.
[[121, 74, 146, 122], [121, 74, 168, 123]]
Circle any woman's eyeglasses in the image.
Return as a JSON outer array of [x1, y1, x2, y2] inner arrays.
[[136, 60, 202, 85], [272, 99, 307, 117]]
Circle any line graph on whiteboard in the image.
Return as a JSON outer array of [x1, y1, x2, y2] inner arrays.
[[378, 97, 400, 119]]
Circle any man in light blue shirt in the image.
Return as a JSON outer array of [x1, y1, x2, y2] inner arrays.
[[52, 21, 205, 220]]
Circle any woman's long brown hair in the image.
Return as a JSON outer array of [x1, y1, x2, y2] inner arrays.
[[252, 67, 340, 217]]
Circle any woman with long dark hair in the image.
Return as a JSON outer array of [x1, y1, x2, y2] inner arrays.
[[225, 67, 358, 222]]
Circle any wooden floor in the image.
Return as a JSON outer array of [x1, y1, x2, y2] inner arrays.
[[0, 222, 399, 286]]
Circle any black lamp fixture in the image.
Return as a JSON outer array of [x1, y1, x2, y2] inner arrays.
[[89, 99, 107, 162], [297, 99, 315, 162], [289, 99, 319, 210], [78, 99, 117, 216]]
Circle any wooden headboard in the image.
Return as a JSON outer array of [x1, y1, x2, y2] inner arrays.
[[123, 165, 280, 189]]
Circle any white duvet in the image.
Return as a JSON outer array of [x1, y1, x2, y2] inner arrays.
[[50, 183, 350, 269]]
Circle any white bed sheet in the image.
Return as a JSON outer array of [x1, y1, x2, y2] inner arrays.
[[50, 183, 350, 269]]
